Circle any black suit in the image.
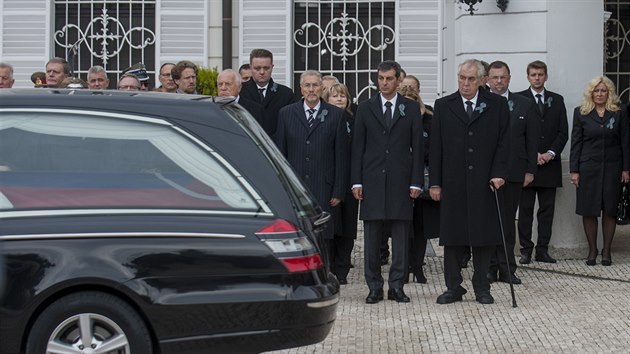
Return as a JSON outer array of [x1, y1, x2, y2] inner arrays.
[[489, 92, 540, 277], [516, 88, 568, 255], [430, 89, 510, 294], [237, 96, 266, 128], [240, 78, 297, 138], [351, 93, 423, 290], [275, 99, 348, 241]]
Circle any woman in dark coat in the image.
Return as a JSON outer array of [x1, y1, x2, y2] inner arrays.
[[322, 83, 357, 284], [400, 79, 439, 283], [569, 75, 630, 266]]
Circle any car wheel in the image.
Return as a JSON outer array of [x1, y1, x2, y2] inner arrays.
[[26, 291, 152, 354]]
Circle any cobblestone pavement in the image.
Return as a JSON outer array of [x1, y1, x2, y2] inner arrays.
[[271, 226, 630, 353]]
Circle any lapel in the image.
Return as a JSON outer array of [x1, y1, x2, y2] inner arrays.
[[529, 88, 547, 117], [261, 78, 277, 107], [446, 91, 470, 125], [295, 101, 310, 131], [588, 109, 616, 128], [368, 95, 387, 129], [507, 92, 517, 114], [390, 93, 404, 129], [307, 100, 327, 136]]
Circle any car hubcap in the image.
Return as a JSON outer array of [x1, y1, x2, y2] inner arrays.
[[46, 313, 130, 354]]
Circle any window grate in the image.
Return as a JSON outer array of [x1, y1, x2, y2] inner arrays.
[[604, 1, 630, 102], [293, 0, 396, 103], [53, 0, 156, 88]]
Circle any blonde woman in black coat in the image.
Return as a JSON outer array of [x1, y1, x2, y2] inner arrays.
[[570, 76, 630, 266]]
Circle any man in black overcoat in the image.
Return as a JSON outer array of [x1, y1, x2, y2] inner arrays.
[[351, 60, 423, 304], [487, 61, 541, 285], [430, 59, 510, 305], [217, 69, 265, 125], [239, 48, 297, 139], [516, 60, 568, 264], [275, 70, 348, 255]]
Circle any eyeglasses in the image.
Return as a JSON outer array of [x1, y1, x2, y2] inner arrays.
[[301, 83, 321, 89]]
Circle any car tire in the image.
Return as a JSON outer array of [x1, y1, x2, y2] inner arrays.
[[26, 291, 152, 354]]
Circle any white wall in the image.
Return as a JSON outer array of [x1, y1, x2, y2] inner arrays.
[[448, 0, 605, 255]]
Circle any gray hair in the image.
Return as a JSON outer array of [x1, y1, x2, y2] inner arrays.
[[219, 68, 241, 87], [0, 62, 14, 78], [117, 73, 141, 88], [300, 70, 322, 85], [458, 59, 485, 79], [322, 75, 339, 83], [87, 65, 106, 77]]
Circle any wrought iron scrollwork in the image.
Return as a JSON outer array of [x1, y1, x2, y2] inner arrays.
[[293, 11, 395, 63], [54, 8, 155, 65]]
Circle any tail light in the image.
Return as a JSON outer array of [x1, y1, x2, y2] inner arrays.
[[256, 219, 323, 272]]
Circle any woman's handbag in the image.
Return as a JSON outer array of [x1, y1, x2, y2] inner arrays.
[[616, 183, 630, 225]]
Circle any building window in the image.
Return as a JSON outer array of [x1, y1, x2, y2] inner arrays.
[[53, 0, 156, 88], [605, 1, 630, 102], [293, 0, 396, 103]]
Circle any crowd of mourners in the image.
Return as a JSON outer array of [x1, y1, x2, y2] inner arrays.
[[1, 48, 629, 305]]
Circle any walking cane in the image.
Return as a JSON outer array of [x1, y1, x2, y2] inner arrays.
[[490, 181, 518, 308]]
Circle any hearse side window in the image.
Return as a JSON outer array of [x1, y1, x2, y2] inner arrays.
[[0, 112, 258, 211]]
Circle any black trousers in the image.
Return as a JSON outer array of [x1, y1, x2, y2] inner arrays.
[[331, 236, 354, 278], [518, 187, 557, 253], [490, 181, 520, 276], [444, 245, 494, 294], [364, 220, 409, 290]]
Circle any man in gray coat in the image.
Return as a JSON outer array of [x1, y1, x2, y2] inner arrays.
[[351, 60, 423, 304], [430, 59, 510, 305]]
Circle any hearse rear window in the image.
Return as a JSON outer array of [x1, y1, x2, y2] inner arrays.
[[0, 111, 259, 212]]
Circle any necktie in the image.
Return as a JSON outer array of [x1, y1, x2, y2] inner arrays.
[[307, 108, 316, 128], [258, 88, 266, 103], [384, 101, 393, 128], [536, 93, 544, 114], [465, 100, 473, 119]]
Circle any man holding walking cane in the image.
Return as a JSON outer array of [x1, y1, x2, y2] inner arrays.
[[430, 59, 511, 305]]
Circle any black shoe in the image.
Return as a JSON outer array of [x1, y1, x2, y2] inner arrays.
[[601, 249, 612, 266], [586, 249, 598, 266], [475, 291, 494, 304], [460, 252, 471, 268], [387, 288, 411, 303], [409, 266, 427, 284], [487, 271, 498, 283], [498, 273, 522, 285], [436, 286, 467, 304], [519, 251, 532, 264], [365, 289, 384, 304], [535, 250, 557, 263]]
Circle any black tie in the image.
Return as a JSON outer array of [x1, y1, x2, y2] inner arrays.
[[536, 93, 544, 114], [307, 108, 316, 128], [384, 101, 393, 128], [258, 88, 266, 103], [465, 100, 473, 119]]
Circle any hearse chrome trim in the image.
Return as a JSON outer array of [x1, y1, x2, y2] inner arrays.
[[306, 296, 339, 309], [0, 209, 274, 219], [0, 108, 172, 125], [0, 232, 246, 241]]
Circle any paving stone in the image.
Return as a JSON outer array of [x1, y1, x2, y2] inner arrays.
[[269, 226, 630, 353]]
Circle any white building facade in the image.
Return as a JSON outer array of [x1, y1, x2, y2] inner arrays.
[[1, 0, 628, 254]]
